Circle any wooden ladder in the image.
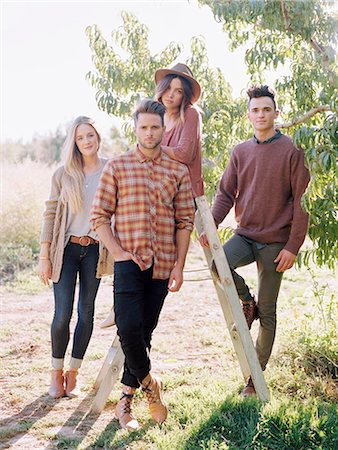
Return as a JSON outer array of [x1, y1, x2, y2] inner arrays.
[[91, 195, 269, 413], [194, 196, 269, 402]]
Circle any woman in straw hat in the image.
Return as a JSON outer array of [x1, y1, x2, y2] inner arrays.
[[37, 116, 112, 399], [154, 62, 204, 198]]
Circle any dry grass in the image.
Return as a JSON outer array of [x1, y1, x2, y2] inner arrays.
[[0, 243, 337, 449]]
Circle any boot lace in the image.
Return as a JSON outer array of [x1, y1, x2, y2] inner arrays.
[[119, 392, 134, 414], [142, 380, 159, 404]]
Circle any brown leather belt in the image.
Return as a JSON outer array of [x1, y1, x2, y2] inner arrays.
[[70, 235, 99, 246]]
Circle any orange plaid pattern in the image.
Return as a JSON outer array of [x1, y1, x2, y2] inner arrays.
[[91, 147, 195, 279]]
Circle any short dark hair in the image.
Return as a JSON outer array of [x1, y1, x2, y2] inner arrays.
[[133, 99, 166, 126], [247, 84, 277, 109]]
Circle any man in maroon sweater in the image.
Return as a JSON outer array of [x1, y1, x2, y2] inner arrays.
[[200, 85, 310, 396]]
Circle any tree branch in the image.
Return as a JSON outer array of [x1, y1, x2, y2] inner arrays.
[[277, 105, 332, 129], [309, 38, 330, 70], [279, 0, 334, 77], [280, 0, 291, 31]]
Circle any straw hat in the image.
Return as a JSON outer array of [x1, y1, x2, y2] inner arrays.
[[154, 63, 201, 103]]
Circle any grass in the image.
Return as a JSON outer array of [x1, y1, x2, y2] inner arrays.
[[1, 260, 337, 449], [1, 162, 337, 448]]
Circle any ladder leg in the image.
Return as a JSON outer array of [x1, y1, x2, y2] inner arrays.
[[195, 196, 270, 402], [91, 334, 125, 413]]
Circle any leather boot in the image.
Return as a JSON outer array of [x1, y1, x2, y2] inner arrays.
[[241, 376, 256, 397], [115, 385, 140, 430], [65, 369, 81, 398], [242, 297, 259, 330], [141, 374, 168, 423], [100, 308, 116, 328], [48, 369, 65, 398]]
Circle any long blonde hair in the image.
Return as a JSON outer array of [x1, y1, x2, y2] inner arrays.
[[60, 116, 101, 213]]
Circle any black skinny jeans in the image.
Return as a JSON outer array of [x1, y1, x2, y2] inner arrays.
[[114, 260, 169, 388], [51, 242, 100, 360]]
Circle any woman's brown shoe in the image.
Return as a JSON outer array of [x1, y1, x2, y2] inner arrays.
[[48, 369, 65, 398], [115, 386, 140, 430], [65, 369, 81, 398], [141, 375, 168, 423]]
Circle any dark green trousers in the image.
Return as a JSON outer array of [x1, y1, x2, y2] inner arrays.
[[223, 234, 284, 370]]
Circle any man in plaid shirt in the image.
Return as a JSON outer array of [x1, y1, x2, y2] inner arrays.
[[91, 99, 195, 430]]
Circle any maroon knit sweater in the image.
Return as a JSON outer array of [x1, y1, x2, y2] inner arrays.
[[212, 134, 310, 255]]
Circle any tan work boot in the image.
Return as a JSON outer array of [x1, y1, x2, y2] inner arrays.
[[48, 369, 65, 398], [115, 385, 140, 430], [141, 374, 168, 423], [65, 369, 81, 398]]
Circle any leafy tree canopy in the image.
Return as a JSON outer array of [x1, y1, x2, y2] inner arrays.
[[86, 1, 337, 268]]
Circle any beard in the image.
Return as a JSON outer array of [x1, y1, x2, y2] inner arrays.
[[138, 137, 162, 150]]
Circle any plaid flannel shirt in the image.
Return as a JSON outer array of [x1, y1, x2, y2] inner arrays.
[[90, 147, 195, 279]]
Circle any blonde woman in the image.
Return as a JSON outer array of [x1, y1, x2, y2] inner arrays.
[[37, 116, 112, 398]]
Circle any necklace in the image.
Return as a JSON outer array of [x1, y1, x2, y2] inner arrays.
[[84, 172, 98, 189], [84, 161, 102, 188]]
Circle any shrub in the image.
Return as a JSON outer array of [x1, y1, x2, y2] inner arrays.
[[275, 271, 338, 400], [1, 161, 55, 282]]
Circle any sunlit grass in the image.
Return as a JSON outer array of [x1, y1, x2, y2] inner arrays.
[[0, 162, 337, 449]]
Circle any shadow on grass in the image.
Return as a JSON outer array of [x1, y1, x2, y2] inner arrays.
[[44, 391, 102, 449], [0, 394, 60, 445], [90, 418, 157, 449], [0, 390, 105, 449], [183, 395, 338, 450], [183, 395, 262, 450]]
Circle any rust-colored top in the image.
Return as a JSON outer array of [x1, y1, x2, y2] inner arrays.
[[161, 106, 204, 198]]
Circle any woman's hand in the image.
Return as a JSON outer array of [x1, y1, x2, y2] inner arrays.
[[37, 259, 52, 286]]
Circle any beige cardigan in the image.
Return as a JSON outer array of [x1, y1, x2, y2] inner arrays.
[[40, 165, 113, 283]]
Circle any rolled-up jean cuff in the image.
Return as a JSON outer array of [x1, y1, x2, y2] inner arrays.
[[121, 364, 150, 388]]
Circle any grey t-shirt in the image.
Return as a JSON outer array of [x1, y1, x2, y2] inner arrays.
[[65, 162, 105, 245]]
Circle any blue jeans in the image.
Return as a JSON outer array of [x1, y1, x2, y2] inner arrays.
[[51, 242, 100, 360], [114, 260, 169, 388]]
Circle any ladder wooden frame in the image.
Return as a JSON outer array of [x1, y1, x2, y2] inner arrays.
[[194, 196, 269, 402], [91, 195, 269, 413]]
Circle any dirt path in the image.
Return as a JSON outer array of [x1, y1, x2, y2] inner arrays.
[[1, 243, 243, 449], [1, 241, 323, 449]]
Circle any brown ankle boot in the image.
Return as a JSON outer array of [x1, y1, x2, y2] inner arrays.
[[115, 386, 140, 430], [242, 298, 259, 330], [48, 369, 65, 398], [141, 374, 168, 423], [241, 376, 256, 397], [65, 369, 80, 398]]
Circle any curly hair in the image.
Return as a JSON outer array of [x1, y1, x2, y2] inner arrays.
[[247, 84, 277, 109]]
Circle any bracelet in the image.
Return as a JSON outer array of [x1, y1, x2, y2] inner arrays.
[[39, 256, 50, 260]]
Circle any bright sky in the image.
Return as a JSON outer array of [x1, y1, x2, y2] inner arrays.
[[1, 0, 257, 142]]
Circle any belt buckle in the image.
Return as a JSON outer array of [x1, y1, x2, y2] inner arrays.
[[79, 236, 91, 246]]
